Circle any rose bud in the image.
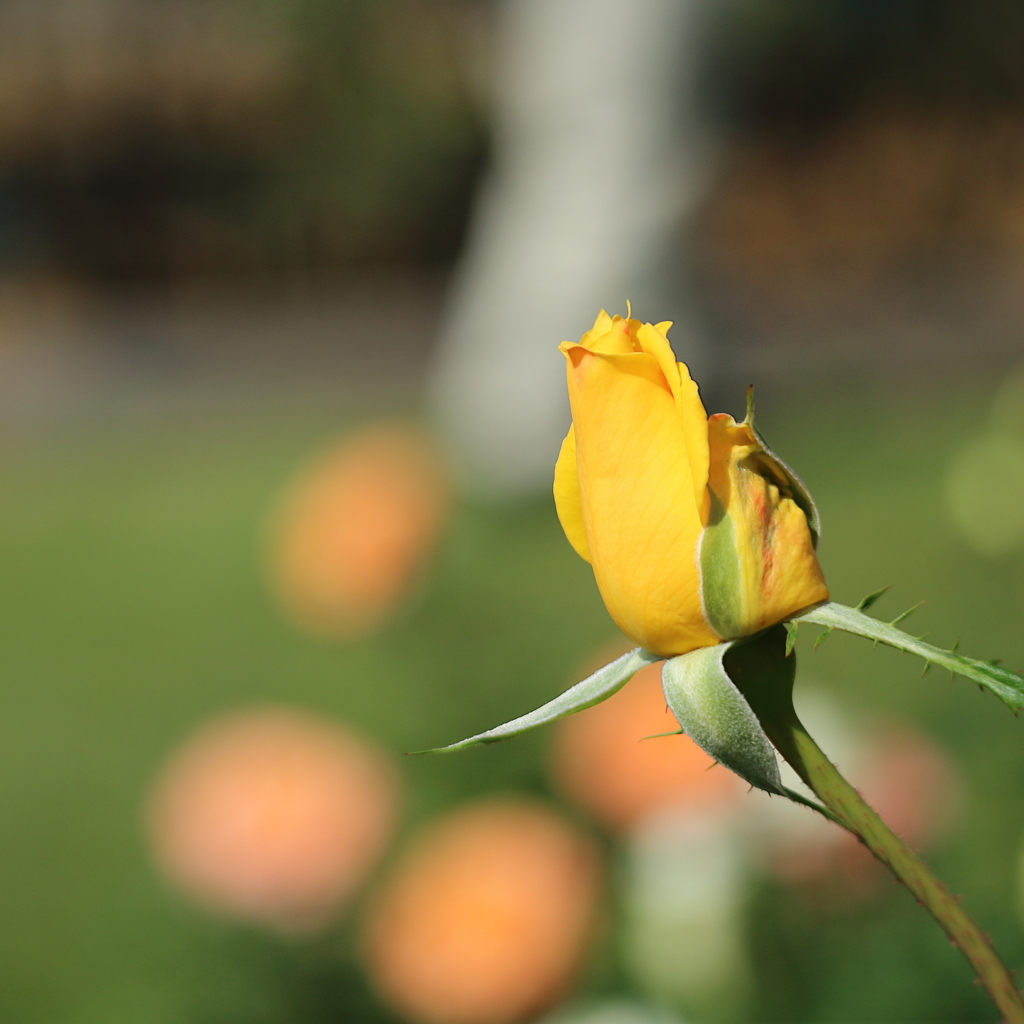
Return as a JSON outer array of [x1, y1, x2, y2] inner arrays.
[[554, 311, 828, 656]]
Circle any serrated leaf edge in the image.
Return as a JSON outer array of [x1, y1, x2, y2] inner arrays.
[[795, 601, 1024, 711]]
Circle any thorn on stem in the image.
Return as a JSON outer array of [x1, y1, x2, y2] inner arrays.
[[890, 600, 925, 627], [856, 586, 891, 612], [785, 621, 799, 656]]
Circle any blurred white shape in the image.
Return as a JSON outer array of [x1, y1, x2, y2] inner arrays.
[[944, 432, 1024, 557], [615, 692, 857, 1018], [429, 0, 714, 498], [622, 810, 750, 1019], [542, 1000, 684, 1024]]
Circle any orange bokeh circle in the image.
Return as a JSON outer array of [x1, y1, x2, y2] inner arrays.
[[270, 422, 449, 637], [550, 661, 744, 831], [148, 707, 401, 933], [362, 799, 601, 1024]]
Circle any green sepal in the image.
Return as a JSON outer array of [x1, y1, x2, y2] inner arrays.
[[744, 387, 821, 548], [795, 601, 1024, 711], [412, 647, 661, 753], [661, 642, 784, 795]]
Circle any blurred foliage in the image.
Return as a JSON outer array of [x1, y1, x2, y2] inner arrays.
[[707, 0, 1024, 128], [281, 0, 487, 268], [0, 371, 1022, 1022], [690, 0, 1024, 324], [6, 0, 1024, 283], [0, 0, 486, 281]]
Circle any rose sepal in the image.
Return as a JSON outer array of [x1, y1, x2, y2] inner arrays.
[[742, 387, 821, 547], [413, 647, 661, 753], [661, 641, 785, 795]]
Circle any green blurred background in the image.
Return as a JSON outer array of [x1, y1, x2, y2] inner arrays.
[[0, 1, 1024, 1022]]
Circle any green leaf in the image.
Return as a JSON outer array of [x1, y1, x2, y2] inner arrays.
[[412, 647, 661, 753], [661, 643, 784, 794], [795, 602, 1024, 711]]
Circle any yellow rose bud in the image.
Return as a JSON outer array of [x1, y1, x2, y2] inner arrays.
[[554, 311, 828, 657]]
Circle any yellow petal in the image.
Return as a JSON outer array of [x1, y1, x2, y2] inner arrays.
[[634, 322, 709, 512], [563, 344, 719, 656], [580, 309, 614, 347], [701, 414, 828, 637], [676, 360, 709, 515], [578, 311, 634, 355], [553, 425, 590, 562]]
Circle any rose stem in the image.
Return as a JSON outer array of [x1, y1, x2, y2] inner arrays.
[[774, 717, 1024, 1023], [729, 628, 1024, 1020]]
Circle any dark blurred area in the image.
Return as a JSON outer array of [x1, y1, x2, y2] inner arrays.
[[7, 0, 1024, 292], [1, 3, 1024, 1024], [0, 0, 485, 282], [698, 0, 1024, 343], [0, 0, 1020, 407]]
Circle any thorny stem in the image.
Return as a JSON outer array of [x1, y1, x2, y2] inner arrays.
[[728, 627, 1024, 1022], [776, 720, 1024, 1023]]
